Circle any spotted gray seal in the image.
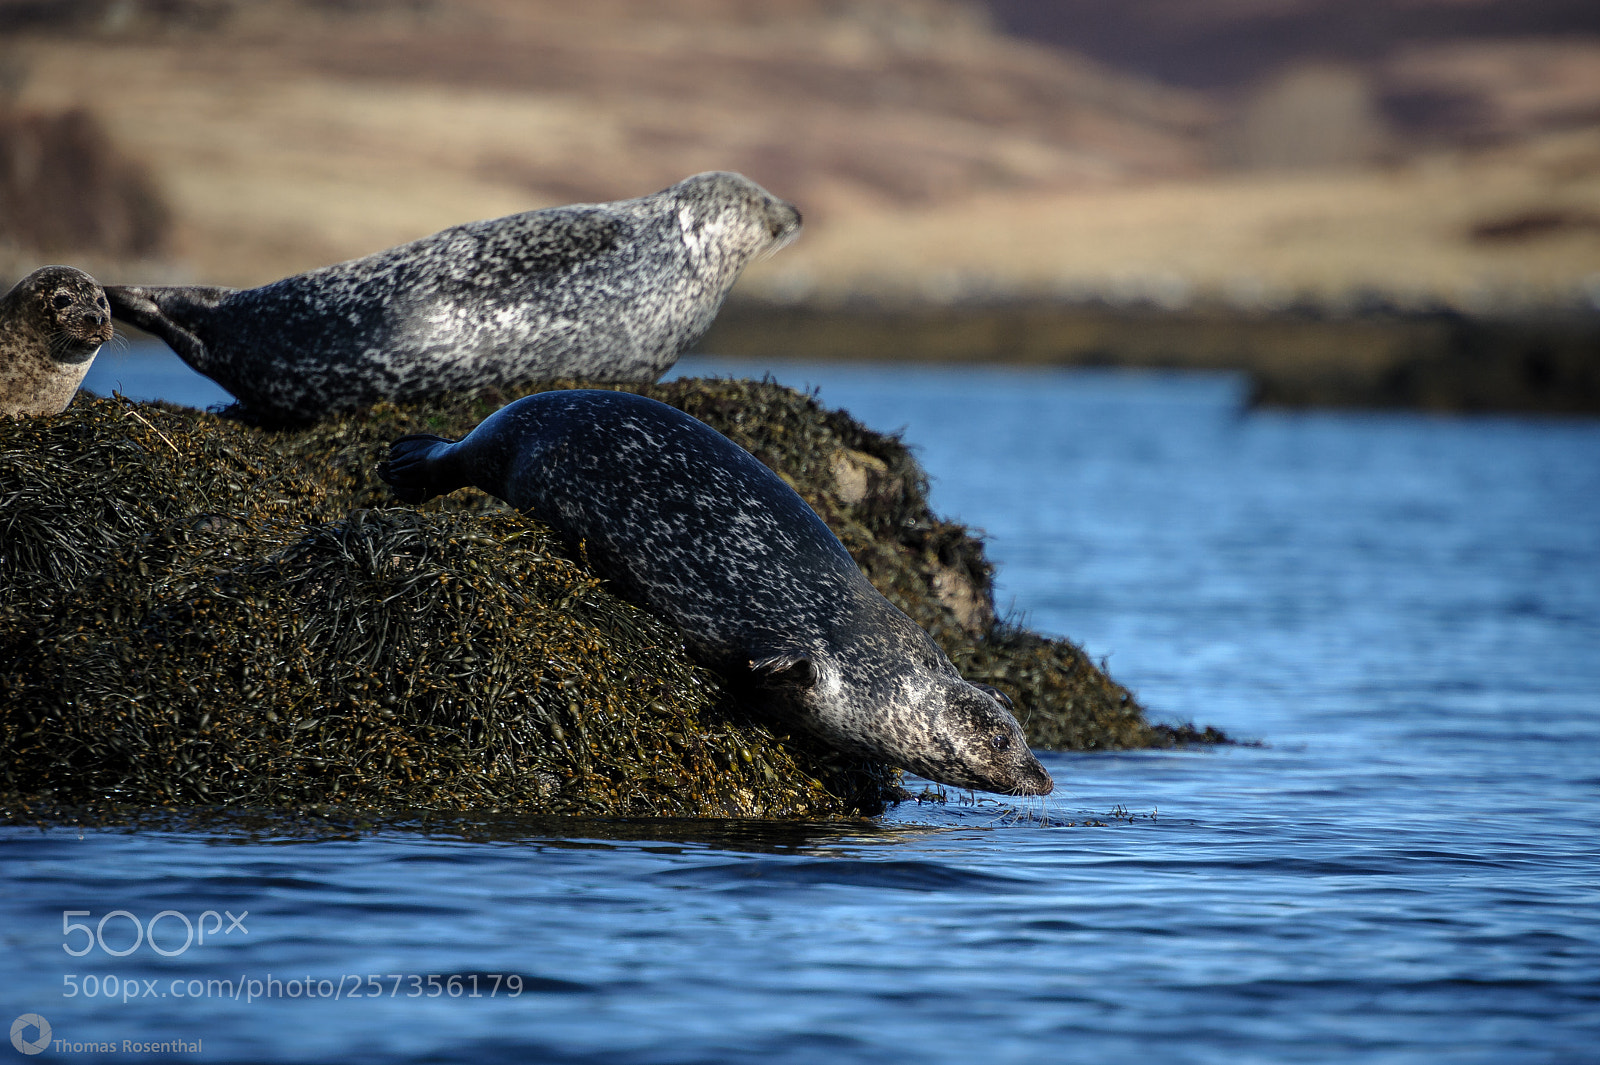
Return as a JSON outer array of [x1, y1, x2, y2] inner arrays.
[[1, 266, 114, 417], [105, 172, 801, 424], [378, 389, 1053, 797]]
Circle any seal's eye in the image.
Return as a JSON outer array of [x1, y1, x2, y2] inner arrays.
[[98, 296, 109, 308], [52, 294, 73, 309], [990, 731, 1011, 751]]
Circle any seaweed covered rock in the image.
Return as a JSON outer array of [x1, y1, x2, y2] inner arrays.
[[0, 400, 302, 605], [1, 380, 1205, 817], [241, 375, 1170, 750]]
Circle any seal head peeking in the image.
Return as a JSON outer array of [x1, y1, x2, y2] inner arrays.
[[1, 266, 114, 417], [379, 389, 1052, 797], [105, 172, 802, 423]]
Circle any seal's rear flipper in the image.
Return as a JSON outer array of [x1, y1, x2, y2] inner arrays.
[[380, 434, 461, 505], [104, 285, 235, 370]]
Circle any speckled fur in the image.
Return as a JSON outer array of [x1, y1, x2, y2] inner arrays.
[[379, 390, 1053, 796], [1, 267, 113, 417], [106, 172, 801, 423]]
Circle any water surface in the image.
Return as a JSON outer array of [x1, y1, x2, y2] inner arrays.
[[4, 349, 1595, 1063]]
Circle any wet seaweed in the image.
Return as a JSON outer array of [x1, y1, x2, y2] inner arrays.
[[1, 379, 1219, 819]]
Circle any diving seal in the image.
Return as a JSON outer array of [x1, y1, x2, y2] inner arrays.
[[106, 172, 801, 423], [1, 266, 114, 417], [378, 389, 1053, 797]]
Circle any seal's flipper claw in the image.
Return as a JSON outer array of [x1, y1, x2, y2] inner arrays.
[[972, 682, 1015, 712], [750, 654, 817, 689]]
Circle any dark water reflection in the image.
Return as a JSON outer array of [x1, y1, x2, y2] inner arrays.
[[3, 349, 1595, 1063]]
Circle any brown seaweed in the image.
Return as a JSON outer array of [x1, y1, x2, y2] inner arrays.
[[1, 379, 1221, 819]]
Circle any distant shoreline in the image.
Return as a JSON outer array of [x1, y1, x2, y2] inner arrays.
[[699, 296, 1600, 415]]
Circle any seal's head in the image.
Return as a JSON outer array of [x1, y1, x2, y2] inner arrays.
[[11, 266, 114, 364], [758, 653, 1054, 797], [669, 171, 802, 279], [900, 678, 1055, 796]]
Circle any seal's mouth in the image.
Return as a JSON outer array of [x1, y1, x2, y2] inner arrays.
[[990, 750, 1055, 796], [51, 320, 112, 364], [71, 316, 115, 343], [923, 759, 1054, 797], [1008, 769, 1055, 797]]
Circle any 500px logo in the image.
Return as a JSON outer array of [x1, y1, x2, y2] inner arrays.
[[63, 909, 248, 958]]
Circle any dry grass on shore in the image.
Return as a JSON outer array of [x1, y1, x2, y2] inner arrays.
[[744, 130, 1600, 314]]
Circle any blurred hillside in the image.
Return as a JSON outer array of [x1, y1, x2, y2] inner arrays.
[[991, 1, 1600, 165], [1, 0, 1212, 286], [1, 0, 1597, 318]]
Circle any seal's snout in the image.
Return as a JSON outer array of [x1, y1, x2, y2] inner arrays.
[[763, 200, 802, 255], [48, 282, 116, 348], [75, 309, 112, 336], [66, 309, 115, 348], [1012, 761, 1055, 797], [770, 203, 802, 240], [996, 730, 1054, 796]]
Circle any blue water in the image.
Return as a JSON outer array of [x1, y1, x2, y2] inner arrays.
[[3, 348, 1597, 1063]]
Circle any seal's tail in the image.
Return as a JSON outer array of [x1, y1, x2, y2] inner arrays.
[[104, 285, 234, 370], [379, 434, 460, 505]]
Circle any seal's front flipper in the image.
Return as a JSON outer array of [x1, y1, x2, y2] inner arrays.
[[972, 683, 1014, 712], [380, 434, 463, 505], [104, 285, 236, 370], [750, 653, 817, 689]]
